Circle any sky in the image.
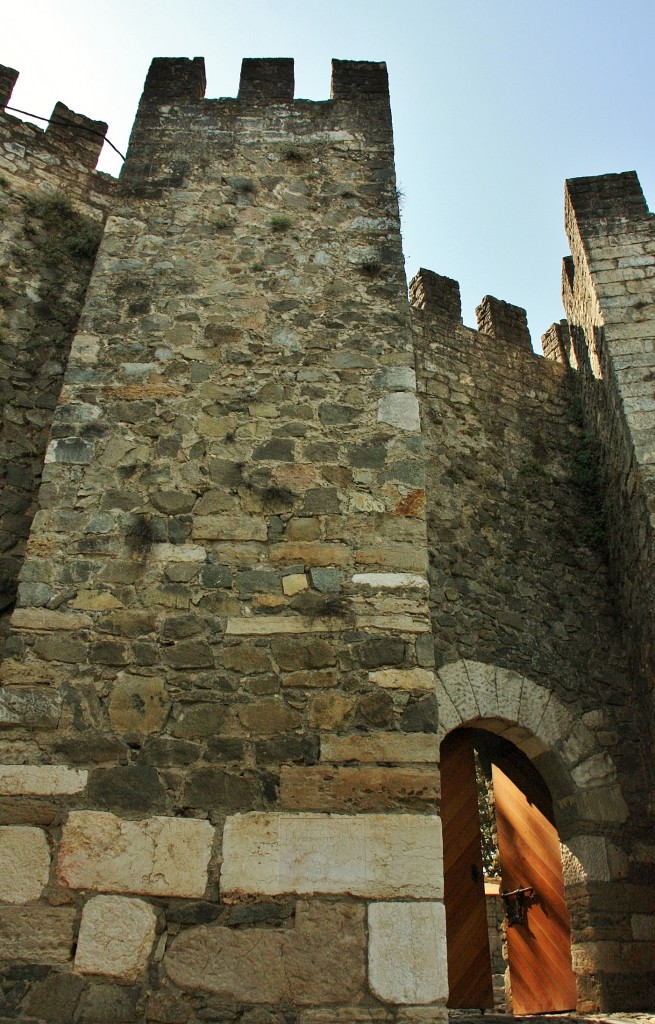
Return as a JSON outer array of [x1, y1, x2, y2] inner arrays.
[[3, 0, 655, 349]]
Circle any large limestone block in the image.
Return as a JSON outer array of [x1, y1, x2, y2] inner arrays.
[[0, 764, 87, 795], [165, 900, 366, 1004], [75, 895, 157, 980], [221, 813, 442, 899], [0, 826, 50, 902], [58, 811, 214, 897], [368, 902, 448, 1004], [0, 906, 76, 963]]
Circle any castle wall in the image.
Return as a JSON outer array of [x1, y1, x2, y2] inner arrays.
[[0, 67, 115, 657], [0, 54, 653, 1021], [0, 58, 448, 1023], [411, 271, 655, 1010], [562, 172, 655, 756]]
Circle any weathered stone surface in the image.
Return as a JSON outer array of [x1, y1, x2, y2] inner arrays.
[[26, 972, 87, 1023], [282, 573, 308, 596], [570, 751, 618, 789], [75, 894, 158, 980], [0, 825, 50, 902], [369, 668, 434, 691], [57, 811, 214, 897], [75, 982, 141, 1023], [10, 608, 92, 631], [0, 687, 63, 730], [352, 573, 428, 590], [165, 900, 366, 1004], [377, 393, 421, 432], [280, 765, 439, 811], [272, 637, 336, 669], [0, 764, 87, 795], [108, 675, 169, 735], [368, 902, 448, 1004], [221, 813, 443, 898], [192, 515, 267, 540], [321, 733, 439, 764], [0, 906, 76, 963], [87, 765, 167, 813], [226, 615, 343, 635], [561, 835, 611, 884]]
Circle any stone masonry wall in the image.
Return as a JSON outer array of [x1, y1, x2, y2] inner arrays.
[[1, 55, 655, 1021], [411, 270, 655, 1010], [0, 59, 447, 1024], [562, 172, 655, 769], [0, 66, 116, 658]]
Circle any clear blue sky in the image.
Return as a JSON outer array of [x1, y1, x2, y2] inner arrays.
[[4, 0, 655, 348]]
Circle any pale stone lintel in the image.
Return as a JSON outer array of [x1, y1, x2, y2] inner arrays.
[[354, 614, 430, 634], [10, 608, 92, 631], [75, 895, 158, 981], [226, 616, 345, 635], [0, 764, 88, 796], [221, 812, 443, 899], [0, 826, 50, 903], [368, 902, 448, 1005], [321, 733, 439, 765], [369, 668, 435, 691], [58, 811, 214, 898], [351, 573, 428, 590]]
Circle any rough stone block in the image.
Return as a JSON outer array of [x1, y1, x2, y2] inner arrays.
[[280, 765, 439, 811], [369, 668, 434, 691], [0, 825, 50, 902], [0, 906, 76, 963], [368, 902, 448, 1004], [321, 733, 439, 764], [377, 393, 421, 431], [57, 811, 214, 897], [75, 894, 158, 980], [571, 751, 618, 789], [351, 572, 428, 590], [0, 764, 87, 795], [226, 615, 343, 635], [561, 835, 610, 884], [165, 900, 366, 1004], [0, 688, 63, 730], [221, 812, 443, 899], [11, 608, 92, 630], [108, 675, 169, 735]]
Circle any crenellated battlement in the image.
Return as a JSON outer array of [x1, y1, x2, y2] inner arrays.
[[0, 64, 110, 174], [0, 64, 18, 108], [137, 55, 389, 108], [409, 268, 462, 322]]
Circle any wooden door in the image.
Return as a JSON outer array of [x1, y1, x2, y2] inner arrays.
[[493, 759, 577, 1014], [441, 729, 494, 1008]]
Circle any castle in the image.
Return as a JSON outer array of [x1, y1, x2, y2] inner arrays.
[[0, 55, 653, 1023]]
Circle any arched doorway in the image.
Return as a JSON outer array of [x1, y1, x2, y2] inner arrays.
[[441, 726, 577, 1015]]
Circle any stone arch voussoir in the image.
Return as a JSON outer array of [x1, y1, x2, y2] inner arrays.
[[435, 659, 629, 883]]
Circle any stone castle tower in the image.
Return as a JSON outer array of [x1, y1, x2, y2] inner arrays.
[[0, 56, 653, 1023]]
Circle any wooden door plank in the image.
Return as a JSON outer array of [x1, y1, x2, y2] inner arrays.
[[493, 761, 577, 1014], [441, 730, 494, 1009]]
